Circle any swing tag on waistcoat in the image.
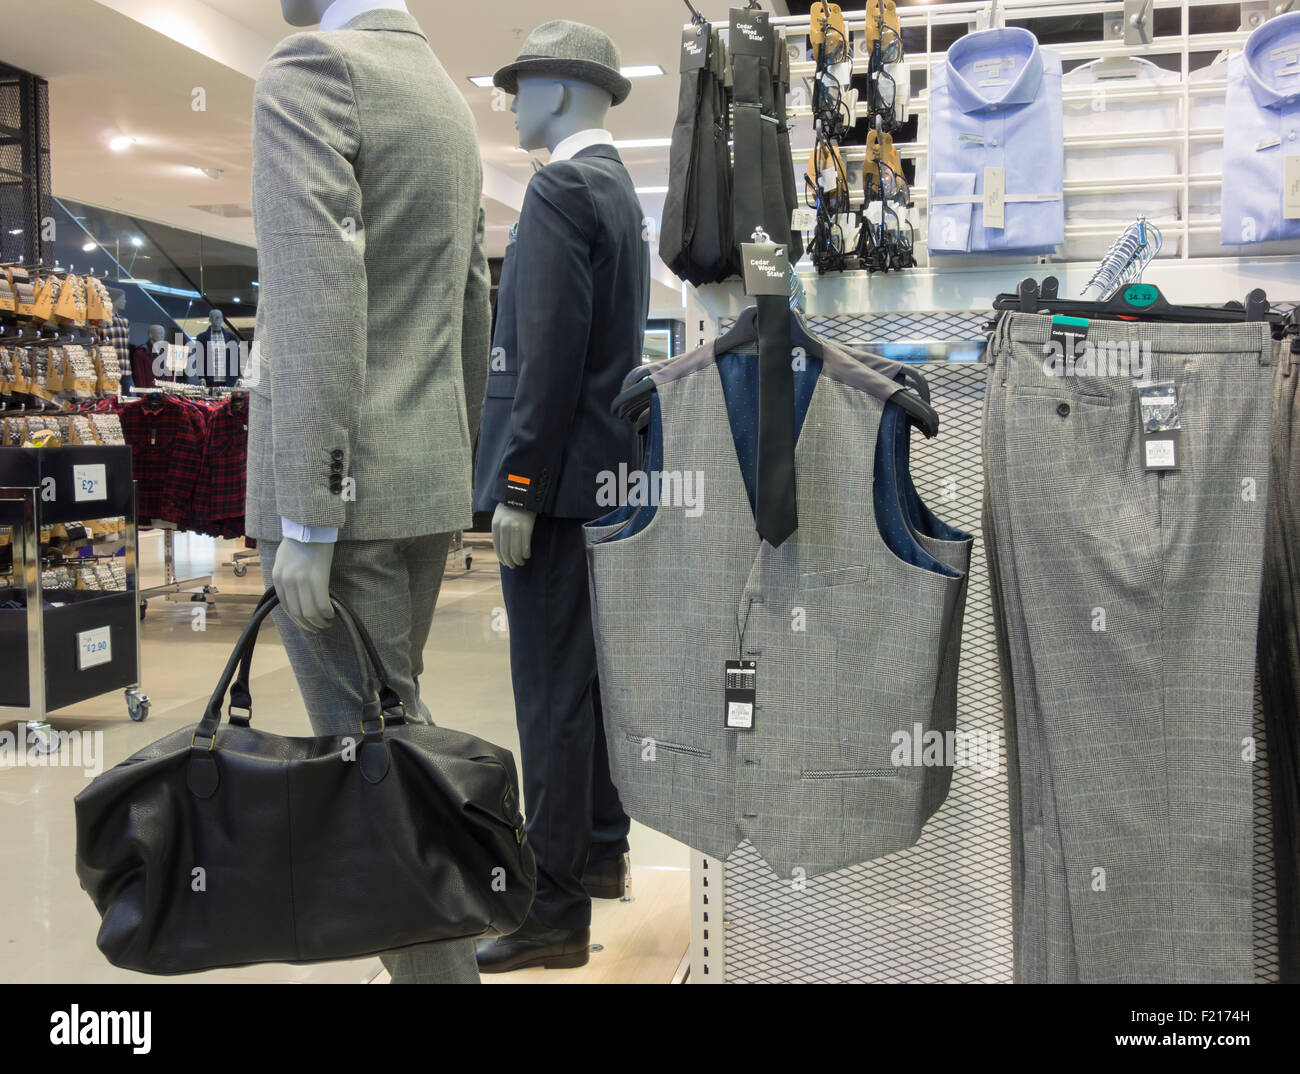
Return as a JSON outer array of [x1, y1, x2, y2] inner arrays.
[[725, 659, 757, 730]]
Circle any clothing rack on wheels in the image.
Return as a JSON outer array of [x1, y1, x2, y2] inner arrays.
[[674, 0, 1300, 984], [125, 382, 261, 617]]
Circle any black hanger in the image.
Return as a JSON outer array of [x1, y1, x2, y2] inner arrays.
[[611, 306, 941, 438], [994, 276, 1281, 326]]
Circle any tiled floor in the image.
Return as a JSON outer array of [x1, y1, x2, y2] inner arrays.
[[1, 529, 689, 984]]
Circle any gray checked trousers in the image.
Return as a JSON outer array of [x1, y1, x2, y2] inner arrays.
[[259, 534, 480, 985], [983, 313, 1274, 983]]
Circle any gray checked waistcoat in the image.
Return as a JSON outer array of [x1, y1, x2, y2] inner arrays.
[[585, 340, 971, 878]]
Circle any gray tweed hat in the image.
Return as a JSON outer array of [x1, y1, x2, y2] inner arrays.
[[493, 20, 631, 106]]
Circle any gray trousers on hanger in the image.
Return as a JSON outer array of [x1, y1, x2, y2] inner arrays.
[[258, 533, 480, 985], [983, 313, 1274, 983]]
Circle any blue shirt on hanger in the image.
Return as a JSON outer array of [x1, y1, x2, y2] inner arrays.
[[928, 26, 1064, 255], [1221, 10, 1300, 246]]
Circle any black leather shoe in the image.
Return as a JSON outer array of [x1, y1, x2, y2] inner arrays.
[[582, 854, 629, 900], [475, 916, 590, 973]]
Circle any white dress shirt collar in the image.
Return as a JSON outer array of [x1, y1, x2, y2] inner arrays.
[[549, 129, 615, 163], [945, 26, 1043, 115], [1242, 9, 1300, 110], [320, 0, 409, 32]]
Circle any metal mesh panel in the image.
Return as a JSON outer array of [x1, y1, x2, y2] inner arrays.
[[0, 62, 51, 268], [704, 311, 1281, 983]]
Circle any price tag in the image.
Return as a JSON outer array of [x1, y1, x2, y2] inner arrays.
[[1285, 155, 1300, 220], [73, 463, 107, 502], [791, 207, 817, 233], [983, 166, 1006, 230], [77, 626, 112, 670]]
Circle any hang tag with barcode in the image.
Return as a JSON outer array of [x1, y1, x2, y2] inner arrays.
[[983, 166, 1006, 230], [1285, 155, 1300, 220], [1138, 380, 1182, 471], [725, 659, 756, 730]]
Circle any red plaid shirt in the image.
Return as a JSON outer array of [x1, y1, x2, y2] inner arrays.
[[190, 394, 248, 538], [119, 395, 211, 524]]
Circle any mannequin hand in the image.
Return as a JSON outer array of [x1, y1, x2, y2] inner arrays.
[[492, 503, 536, 569], [272, 537, 336, 632]]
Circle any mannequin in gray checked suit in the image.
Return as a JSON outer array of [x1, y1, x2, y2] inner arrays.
[[249, 0, 489, 983]]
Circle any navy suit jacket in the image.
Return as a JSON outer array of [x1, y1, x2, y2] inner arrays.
[[473, 144, 650, 519]]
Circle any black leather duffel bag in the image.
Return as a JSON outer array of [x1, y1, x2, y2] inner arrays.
[[74, 590, 535, 975]]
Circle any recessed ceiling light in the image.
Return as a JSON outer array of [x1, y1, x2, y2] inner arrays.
[[635, 186, 669, 194], [232, 297, 241, 304], [81, 241, 98, 252], [613, 138, 672, 149], [130, 236, 143, 247], [108, 135, 136, 152]]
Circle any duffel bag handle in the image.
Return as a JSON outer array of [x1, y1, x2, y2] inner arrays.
[[194, 589, 404, 748], [223, 589, 406, 729]]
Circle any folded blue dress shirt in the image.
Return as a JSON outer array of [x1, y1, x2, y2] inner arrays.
[[928, 27, 1064, 255], [1221, 10, 1300, 246]]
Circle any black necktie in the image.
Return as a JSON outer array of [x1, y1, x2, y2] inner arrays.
[[756, 293, 797, 546]]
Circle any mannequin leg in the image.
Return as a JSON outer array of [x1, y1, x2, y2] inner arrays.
[[499, 515, 629, 930], [259, 533, 479, 984]]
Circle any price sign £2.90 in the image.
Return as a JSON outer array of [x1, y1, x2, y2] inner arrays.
[[77, 626, 112, 670]]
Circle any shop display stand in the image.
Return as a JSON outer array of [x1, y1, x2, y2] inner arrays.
[[680, 0, 1300, 984], [0, 445, 147, 755]]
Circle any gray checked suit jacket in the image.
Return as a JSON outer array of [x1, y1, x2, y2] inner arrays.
[[246, 8, 489, 541]]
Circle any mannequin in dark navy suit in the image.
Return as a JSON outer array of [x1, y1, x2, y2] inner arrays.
[[473, 21, 650, 974]]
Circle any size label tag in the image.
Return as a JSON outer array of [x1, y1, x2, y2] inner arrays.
[[983, 166, 1006, 230], [73, 463, 107, 502], [725, 659, 756, 730], [1286, 155, 1300, 220], [77, 626, 112, 670], [681, 26, 709, 72], [958, 133, 986, 146], [1138, 380, 1182, 471], [741, 243, 790, 296]]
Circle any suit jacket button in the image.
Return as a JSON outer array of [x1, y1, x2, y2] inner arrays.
[[331, 449, 344, 460]]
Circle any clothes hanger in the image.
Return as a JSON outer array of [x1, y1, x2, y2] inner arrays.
[[611, 305, 940, 437], [993, 275, 1280, 326]]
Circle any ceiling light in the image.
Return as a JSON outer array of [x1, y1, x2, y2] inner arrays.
[[251, 281, 259, 288], [613, 138, 672, 150], [7, 228, 21, 235], [81, 241, 98, 252], [635, 186, 670, 194], [467, 75, 496, 88], [108, 135, 136, 152], [232, 297, 241, 304]]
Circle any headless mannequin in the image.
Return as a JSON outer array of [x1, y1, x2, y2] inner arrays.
[[271, 0, 408, 631], [492, 76, 614, 569]]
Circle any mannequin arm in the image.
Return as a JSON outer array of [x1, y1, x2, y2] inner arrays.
[[251, 34, 366, 530], [490, 164, 595, 513]]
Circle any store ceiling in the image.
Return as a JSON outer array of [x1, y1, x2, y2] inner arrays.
[[5, 0, 772, 316]]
